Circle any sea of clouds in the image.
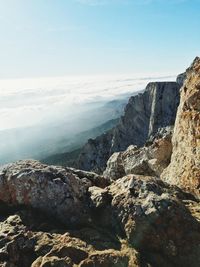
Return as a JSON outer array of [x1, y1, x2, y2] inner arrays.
[[0, 74, 176, 131]]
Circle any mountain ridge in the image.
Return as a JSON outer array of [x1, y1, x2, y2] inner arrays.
[[76, 78, 184, 173]]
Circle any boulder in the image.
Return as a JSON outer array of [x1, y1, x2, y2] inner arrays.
[[0, 160, 90, 226], [89, 174, 200, 267]]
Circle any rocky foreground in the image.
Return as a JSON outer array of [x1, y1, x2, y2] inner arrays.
[[0, 58, 200, 267]]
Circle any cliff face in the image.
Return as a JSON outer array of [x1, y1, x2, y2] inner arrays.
[[77, 80, 181, 173], [103, 127, 173, 180], [162, 57, 200, 197], [1, 60, 200, 267]]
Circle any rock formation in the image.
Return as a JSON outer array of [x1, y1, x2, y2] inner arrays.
[[0, 160, 199, 267], [162, 57, 200, 197], [89, 174, 200, 267], [0, 160, 93, 227], [77, 80, 181, 173], [103, 127, 173, 180], [0, 59, 200, 267]]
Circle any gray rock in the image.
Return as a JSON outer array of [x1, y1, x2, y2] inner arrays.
[[90, 174, 200, 267], [0, 160, 90, 226], [176, 72, 187, 87], [104, 133, 172, 180]]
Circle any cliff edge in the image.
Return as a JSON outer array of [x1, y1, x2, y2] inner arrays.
[[77, 80, 182, 173], [162, 57, 200, 197]]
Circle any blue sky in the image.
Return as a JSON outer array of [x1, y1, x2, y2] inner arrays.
[[0, 0, 200, 78]]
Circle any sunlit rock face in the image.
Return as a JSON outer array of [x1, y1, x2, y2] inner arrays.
[[162, 57, 200, 198], [77, 80, 181, 173]]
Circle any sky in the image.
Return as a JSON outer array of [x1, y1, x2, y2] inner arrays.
[[0, 0, 200, 78]]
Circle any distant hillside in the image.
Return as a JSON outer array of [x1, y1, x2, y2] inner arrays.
[[0, 94, 130, 165], [41, 118, 119, 166]]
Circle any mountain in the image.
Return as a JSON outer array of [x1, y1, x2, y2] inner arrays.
[[0, 59, 199, 267], [76, 77, 185, 173]]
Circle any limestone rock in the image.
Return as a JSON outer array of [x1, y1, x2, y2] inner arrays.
[[77, 80, 181, 173], [162, 57, 200, 197], [88, 186, 111, 209], [0, 159, 199, 266], [176, 72, 187, 87], [104, 132, 172, 180], [89, 174, 200, 267], [0, 160, 90, 226], [65, 167, 110, 188], [0, 208, 140, 267]]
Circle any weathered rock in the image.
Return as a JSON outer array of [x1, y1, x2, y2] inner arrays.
[[176, 72, 187, 87], [162, 57, 200, 197], [0, 208, 141, 267], [88, 186, 111, 209], [0, 160, 90, 226], [79, 250, 132, 267], [89, 175, 200, 267], [77, 80, 181, 173], [103, 152, 126, 180], [31, 256, 73, 267], [104, 132, 172, 180], [65, 167, 110, 188]]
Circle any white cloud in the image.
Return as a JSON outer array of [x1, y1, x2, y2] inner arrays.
[[0, 74, 176, 131]]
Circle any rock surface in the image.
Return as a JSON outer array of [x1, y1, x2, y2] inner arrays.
[[103, 128, 172, 180], [0, 160, 91, 227], [0, 159, 199, 266], [1, 59, 200, 267], [89, 174, 200, 267], [77, 81, 181, 173], [162, 57, 200, 197], [0, 209, 140, 267]]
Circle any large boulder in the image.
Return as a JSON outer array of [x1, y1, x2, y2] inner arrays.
[[0, 160, 91, 226], [162, 57, 200, 197], [89, 175, 200, 267]]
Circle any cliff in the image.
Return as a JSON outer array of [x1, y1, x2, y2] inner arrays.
[[162, 57, 200, 197], [0, 59, 200, 267], [77, 80, 182, 173]]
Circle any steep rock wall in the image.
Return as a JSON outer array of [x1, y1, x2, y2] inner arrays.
[[77, 80, 181, 173], [162, 57, 200, 197]]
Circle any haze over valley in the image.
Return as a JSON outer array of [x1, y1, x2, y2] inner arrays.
[[0, 74, 176, 165]]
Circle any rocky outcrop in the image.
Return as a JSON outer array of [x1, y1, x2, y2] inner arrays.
[[89, 174, 200, 267], [77, 80, 181, 173], [162, 57, 200, 197], [1, 59, 200, 267], [0, 209, 140, 267], [0, 160, 92, 227], [0, 159, 200, 266], [103, 127, 173, 180], [176, 72, 187, 87]]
